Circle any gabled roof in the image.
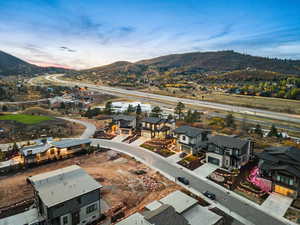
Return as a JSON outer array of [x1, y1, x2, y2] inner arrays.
[[142, 117, 166, 124], [209, 135, 249, 149], [28, 165, 101, 207], [257, 146, 300, 178], [143, 204, 190, 225], [112, 115, 136, 122], [173, 125, 209, 138]]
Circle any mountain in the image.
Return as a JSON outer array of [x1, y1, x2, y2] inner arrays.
[[0, 50, 69, 76], [76, 51, 300, 83]]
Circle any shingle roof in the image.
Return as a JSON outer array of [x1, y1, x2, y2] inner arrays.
[[143, 204, 190, 225], [209, 135, 248, 149], [173, 125, 208, 138], [142, 117, 165, 124], [257, 146, 300, 178], [28, 165, 101, 207], [113, 115, 136, 122]]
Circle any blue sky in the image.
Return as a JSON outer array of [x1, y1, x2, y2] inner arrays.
[[0, 0, 299, 69]]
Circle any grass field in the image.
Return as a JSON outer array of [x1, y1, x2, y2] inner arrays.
[[0, 114, 53, 125]]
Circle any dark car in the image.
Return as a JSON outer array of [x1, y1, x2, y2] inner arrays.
[[177, 176, 190, 185], [203, 191, 216, 200], [179, 152, 187, 158], [134, 170, 147, 175]]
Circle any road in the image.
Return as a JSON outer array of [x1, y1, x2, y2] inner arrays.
[[92, 139, 293, 225], [45, 74, 300, 124], [58, 117, 96, 139]]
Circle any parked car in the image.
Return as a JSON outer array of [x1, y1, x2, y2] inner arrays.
[[134, 170, 147, 175], [203, 191, 216, 200], [179, 152, 187, 158], [177, 176, 190, 185]]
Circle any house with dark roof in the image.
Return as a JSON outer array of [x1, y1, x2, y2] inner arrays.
[[141, 117, 175, 139], [206, 135, 253, 170], [173, 125, 210, 155], [256, 146, 300, 198], [112, 115, 137, 135]]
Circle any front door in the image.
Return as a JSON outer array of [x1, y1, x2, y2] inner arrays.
[[72, 211, 80, 225]]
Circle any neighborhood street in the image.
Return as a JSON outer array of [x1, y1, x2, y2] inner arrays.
[[92, 139, 293, 225]]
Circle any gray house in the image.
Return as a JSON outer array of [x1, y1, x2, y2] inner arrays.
[[173, 125, 210, 155], [206, 135, 253, 170], [28, 165, 102, 225], [112, 115, 137, 135]]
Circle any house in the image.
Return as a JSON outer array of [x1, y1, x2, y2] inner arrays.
[[256, 146, 300, 198], [20, 139, 92, 165], [206, 135, 253, 170], [173, 125, 210, 155], [141, 117, 175, 139], [28, 165, 102, 225], [112, 115, 136, 135], [116, 190, 223, 225]]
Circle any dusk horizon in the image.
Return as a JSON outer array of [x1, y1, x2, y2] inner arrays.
[[1, 0, 300, 69]]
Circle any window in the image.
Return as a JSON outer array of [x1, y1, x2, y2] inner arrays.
[[276, 174, 294, 186], [50, 149, 55, 155], [86, 203, 97, 214], [63, 215, 68, 225], [182, 135, 186, 141], [77, 197, 81, 204]]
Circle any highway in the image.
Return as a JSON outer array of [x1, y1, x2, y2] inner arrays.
[[92, 139, 293, 225], [45, 74, 300, 124]]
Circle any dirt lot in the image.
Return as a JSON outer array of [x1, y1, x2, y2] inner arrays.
[[0, 151, 182, 216]]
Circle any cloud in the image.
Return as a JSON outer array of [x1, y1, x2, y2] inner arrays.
[[60, 46, 76, 53]]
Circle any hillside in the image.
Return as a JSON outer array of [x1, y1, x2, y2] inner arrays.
[[74, 51, 300, 85], [0, 50, 69, 76]]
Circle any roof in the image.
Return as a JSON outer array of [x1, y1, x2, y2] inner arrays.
[[52, 138, 91, 148], [159, 190, 197, 214], [182, 205, 222, 225], [209, 135, 249, 149], [257, 146, 300, 177], [20, 143, 52, 156], [173, 125, 209, 138], [143, 204, 190, 225], [28, 165, 101, 207], [142, 117, 165, 124], [115, 213, 149, 225], [0, 208, 41, 225], [113, 115, 136, 122], [145, 200, 163, 211]]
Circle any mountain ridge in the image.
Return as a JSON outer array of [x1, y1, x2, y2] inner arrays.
[[0, 50, 69, 76]]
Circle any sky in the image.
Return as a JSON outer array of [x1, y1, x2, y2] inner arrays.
[[0, 0, 300, 69]]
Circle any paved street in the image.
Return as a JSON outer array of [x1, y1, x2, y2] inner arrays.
[[46, 74, 300, 124], [59, 117, 96, 139], [92, 139, 294, 225]]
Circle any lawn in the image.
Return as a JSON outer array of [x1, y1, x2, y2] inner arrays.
[[0, 114, 53, 125]]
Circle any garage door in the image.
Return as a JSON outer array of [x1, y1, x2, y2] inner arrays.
[[208, 156, 220, 166], [275, 185, 295, 197]]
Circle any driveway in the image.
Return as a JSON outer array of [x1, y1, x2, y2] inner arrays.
[[262, 193, 293, 217], [194, 163, 219, 178]]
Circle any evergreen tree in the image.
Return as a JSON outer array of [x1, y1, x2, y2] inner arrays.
[[254, 124, 263, 137], [268, 124, 279, 137], [126, 104, 135, 114], [175, 102, 185, 120], [104, 101, 113, 115], [150, 106, 162, 117], [225, 113, 236, 128]]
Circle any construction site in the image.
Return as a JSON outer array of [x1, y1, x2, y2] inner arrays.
[[0, 149, 182, 221]]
